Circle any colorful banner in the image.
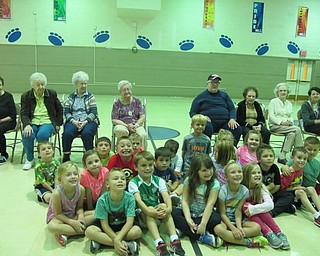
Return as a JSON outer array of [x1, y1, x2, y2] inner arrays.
[[203, 0, 215, 29], [54, 0, 66, 21], [0, 0, 11, 19], [252, 2, 264, 33], [296, 6, 308, 37]]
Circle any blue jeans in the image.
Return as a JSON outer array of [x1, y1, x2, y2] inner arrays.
[[62, 122, 98, 152], [22, 124, 55, 161]]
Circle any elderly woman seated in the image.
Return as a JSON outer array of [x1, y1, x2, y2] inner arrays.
[[268, 82, 303, 164], [111, 80, 147, 149], [21, 72, 63, 170], [300, 87, 320, 135], [236, 86, 271, 144], [62, 71, 99, 162]]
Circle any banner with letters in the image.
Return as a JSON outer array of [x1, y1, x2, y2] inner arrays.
[[252, 2, 264, 33], [54, 0, 66, 21], [296, 6, 308, 37], [203, 0, 215, 29]]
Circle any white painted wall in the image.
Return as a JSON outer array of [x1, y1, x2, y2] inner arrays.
[[0, 0, 319, 58]]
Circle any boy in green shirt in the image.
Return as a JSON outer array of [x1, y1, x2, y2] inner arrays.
[[128, 151, 185, 256]]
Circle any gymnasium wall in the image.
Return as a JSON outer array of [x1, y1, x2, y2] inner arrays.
[[0, 0, 320, 99]]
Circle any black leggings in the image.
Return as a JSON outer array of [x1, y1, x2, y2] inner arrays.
[[172, 208, 221, 240]]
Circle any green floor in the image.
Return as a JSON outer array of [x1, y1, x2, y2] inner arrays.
[[1, 94, 319, 256]]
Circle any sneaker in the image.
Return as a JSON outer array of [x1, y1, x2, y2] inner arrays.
[[169, 240, 185, 256], [175, 228, 184, 238], [127, 241, 139, 256], [265, 232, 283, 248], [247, 235, 268, 248], [0, 156, 7, 165], [277, 232, 290, 250], [199, 232, 215, 246], [314, 215, 320, 227], [90, 240, 100, 254], [286, 204, 297, 214], [214, 236, 224, 248], [57, 234, 67, 246], [170, 193, 181, 206], [23, 159, 34, 170], [156, 242, 170, 256]]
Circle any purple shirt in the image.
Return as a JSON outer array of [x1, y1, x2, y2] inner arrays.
[[111, 97, 144, 124]]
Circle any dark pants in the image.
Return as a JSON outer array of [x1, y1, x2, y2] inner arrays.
[[305, 124, 320, 135], [172, 208, 221, 240], [0, 121, 17, 158], [62, 122, 98, 152], [241, 126, 271, 144], [204, 121, 242, 147], [271, 190, 295, 217]]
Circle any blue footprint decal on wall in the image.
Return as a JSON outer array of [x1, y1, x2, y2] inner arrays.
[[48, 32, 64, 46], [5, 28, 22, 43], [179, 40, 194, 51], [287, 41, 300, 54], [93, 31, 110, 43], [255, 43, 269, 56], [136, 36, 152, 49], [219, 35, 233, 48]]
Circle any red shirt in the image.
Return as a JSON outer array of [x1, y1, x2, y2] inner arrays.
[[280, 168, 303, 190], [107, 154, 137, 182]]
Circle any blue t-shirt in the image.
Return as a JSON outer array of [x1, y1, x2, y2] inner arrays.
[[154, 166, 177, 183]]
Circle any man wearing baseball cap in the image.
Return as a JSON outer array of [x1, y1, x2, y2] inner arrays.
[[189, 74, 242, 146]]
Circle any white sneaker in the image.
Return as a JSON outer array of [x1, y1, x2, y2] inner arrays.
[[23, 159, 34, 170]]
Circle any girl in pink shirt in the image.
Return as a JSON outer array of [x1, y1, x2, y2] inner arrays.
[[237, 130, 262, 166], [80, 150, 109, 212]]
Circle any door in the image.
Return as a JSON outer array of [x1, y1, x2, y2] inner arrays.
[[286, 59, 315, 101]]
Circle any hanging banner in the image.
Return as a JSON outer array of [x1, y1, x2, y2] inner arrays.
[[296, 6, 308, 37], [54, 0, 66, 21], [0, 0, 11, 19], [203, 0, 215, 29], [252, 2, 264, 33]]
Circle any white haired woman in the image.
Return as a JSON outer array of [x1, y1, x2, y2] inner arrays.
[[111, 80, 147, 149], [268, 83, 303, 164], [21, 72, 63, 170], [62, 71, 99, 162]]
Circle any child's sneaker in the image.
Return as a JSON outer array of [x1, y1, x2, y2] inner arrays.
[[247, 236, 268, 248], [286, 204, 297, 214], [126, 241, 139, 256], [156, 242, 170, 256], [264, 232, 283, 248], [169, 239, 185, 256], [314, 215, 320, 227], [57, 234, 67, 246], [199, 232, 215, 246], [277, 232, 290, 250], [214, 236, 224, 248], [175, 228, 184, 238], [170, 193, 181, 206], [90, 240, 100, 254]]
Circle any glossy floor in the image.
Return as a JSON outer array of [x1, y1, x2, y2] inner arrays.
[[0, 95, 319, 256]]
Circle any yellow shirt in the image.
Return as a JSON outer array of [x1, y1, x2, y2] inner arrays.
[[31, 92, 51, 125]]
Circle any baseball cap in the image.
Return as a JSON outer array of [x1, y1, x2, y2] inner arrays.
[[207, 74, 222, 81]]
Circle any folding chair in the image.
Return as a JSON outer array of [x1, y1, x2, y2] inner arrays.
[[5, 103, 22, 163], [265, 109, 286, 149], [111, 97, 147, 151], [297, 109, 318, 139]]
